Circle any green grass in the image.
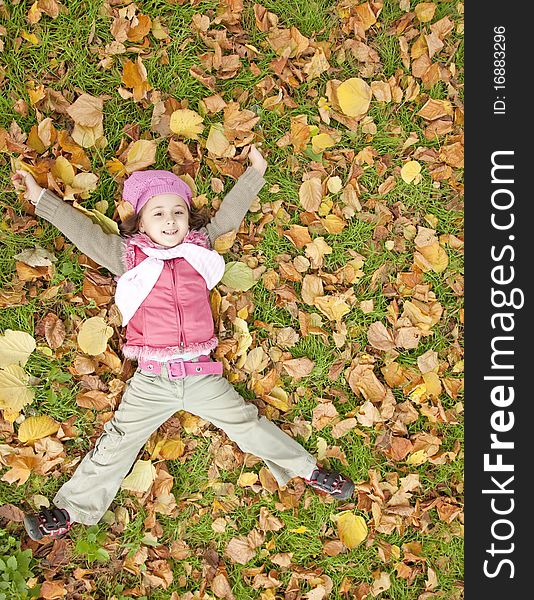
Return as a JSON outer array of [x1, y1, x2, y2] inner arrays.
[[0, 0, 463, 597]]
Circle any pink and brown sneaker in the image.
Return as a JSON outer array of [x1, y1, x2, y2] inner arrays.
[[23, 508, 72, 541], [305, 466, 355, 500]]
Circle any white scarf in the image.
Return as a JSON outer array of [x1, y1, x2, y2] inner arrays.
[[115, 243, 225, 326]]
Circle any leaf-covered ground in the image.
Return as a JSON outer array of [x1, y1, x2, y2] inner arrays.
[[0, 1, 464, 598]]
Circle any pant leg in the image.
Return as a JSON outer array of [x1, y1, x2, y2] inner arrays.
[[53, 370, 183, 525], [182, 374, 317, 487]]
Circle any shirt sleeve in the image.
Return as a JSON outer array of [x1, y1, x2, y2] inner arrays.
[[204, 166, 265, 246], [35, 190, 127, 276]]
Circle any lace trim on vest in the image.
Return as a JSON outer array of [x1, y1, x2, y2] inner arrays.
[[122, 336, 218, 362]]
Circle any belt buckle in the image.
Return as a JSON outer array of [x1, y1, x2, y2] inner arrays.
[[168, 359, 186, 380]]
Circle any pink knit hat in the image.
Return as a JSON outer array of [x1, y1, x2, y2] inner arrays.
[[123, 170, 192, 214]]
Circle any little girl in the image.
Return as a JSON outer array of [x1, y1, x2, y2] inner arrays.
[[12, 145, 354, 541]]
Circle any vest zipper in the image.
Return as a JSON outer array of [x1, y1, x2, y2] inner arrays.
[[169, 261, 186, 348]]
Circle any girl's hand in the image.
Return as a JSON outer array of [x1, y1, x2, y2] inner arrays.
[[248, 144, 267, 177], [11, 170, 43, 206]]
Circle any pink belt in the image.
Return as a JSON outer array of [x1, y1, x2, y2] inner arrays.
[[138, 355, 223, 380]]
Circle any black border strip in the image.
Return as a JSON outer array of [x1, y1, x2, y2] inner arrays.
[[466, 2, 530, 595]]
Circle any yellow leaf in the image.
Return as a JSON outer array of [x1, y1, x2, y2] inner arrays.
[[263, 386, 290, 412], [422, 371, 442, 398], [233, 318, 253, 357], [326, 176, 343, 194], [289, 526, 309, 534], [179, 412, 203, 434], [26, 82, 46, 106], [27, 126, 46, 153], [314, 295, 351, 322], [337, 78, 372, 117], [322, 214, 346, 234], [18, 415, 59, 443], [414, 227, 449, 272], [406, 449, 428, 466], [71, 122, 106, 149], [151, 436, 185, 460], [0, 330, 36, 368], [401, 160, 422, 184], [311, 133, 336, 154], [213, 230, 237, 254], [106, 158, 127, 177], [152, 17, 169, 40], [21, 31, 40, 45], [206, 123, 235, 158], [305, 237, 332, 269], [124, 139, 158, 174], [299, 178, 323, 212], [416, 242, 449, 273], [0, 365, 34, 413], [64, 173, 99, 200], [2, 408, 21, 423], [169, 109, 204, 140], [221, 262, 256, 291], [238, 472, 259, 487], [77, 317, 113, 355], [415, 2, 436, 22], [51, 156, 75, 185], [121, 459, 157, 493], [336, 512, 368, 548], [73, 203, 119, 235]]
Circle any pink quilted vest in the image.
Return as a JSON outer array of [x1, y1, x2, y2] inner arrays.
[[121, 232, 218, 361]]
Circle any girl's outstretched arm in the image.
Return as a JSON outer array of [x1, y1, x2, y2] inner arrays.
[[204, 144, 267, 246], [12, 170, 126, 276]]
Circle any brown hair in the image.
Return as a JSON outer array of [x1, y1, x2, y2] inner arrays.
[[119, 204, 211, 238]]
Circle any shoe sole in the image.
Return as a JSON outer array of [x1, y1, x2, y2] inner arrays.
[[23, 514, 44, 541]]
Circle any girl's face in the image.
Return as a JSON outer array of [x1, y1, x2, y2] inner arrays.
[[139, 194, 190, 247]]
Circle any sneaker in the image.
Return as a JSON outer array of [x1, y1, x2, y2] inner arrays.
[[23, 508, 72, 541], [305, 466, 355, 500]]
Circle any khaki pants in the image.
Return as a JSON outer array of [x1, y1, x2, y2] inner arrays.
[[54, 367, 317, 525]]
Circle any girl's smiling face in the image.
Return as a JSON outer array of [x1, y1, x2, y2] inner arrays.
[[139, 194, 190, 247]]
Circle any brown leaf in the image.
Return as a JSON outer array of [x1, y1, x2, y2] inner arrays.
[[346, 363, 388, 402], [356, 400, 381, 427], [225, 537, 256, 565], [367, 321, 395, 351], [323, 540, 346, 557], [331, 417, 358, 439], [44, 539, 71, 567], [282, 357, 315, 380], [127, 14, 152, 43], [211, 572, 235, 600], [284, 224, 312, 249], [259, 507, 284, 532], [67, 94, 103, 128], [312, 402, 339, 430], [299, 178, 322, 212], [121, 57, 152, 101], [389, 437, 414, 461], [416, 98, 453, 121], [0, 503, 25, 522], [301, 274, 324, 305], [76, 390, 112, 411], [40, 580, 67, 599], [417, 349, 439, 374], [394, 326, 421, 349]]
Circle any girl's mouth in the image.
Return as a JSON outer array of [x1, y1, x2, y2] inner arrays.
[[162, 230, 178, 236]]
